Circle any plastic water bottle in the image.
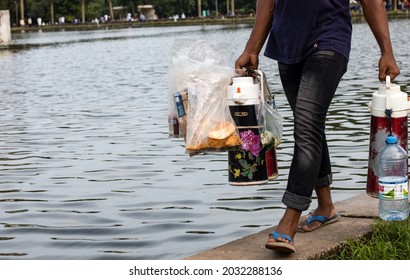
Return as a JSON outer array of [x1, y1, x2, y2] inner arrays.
[[376, 135, 409, 221]]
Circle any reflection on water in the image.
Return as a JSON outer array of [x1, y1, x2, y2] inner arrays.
[[0, 20, 409, 260]]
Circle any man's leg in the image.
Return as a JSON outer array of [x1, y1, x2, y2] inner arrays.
[[268, 51, 347, 247]]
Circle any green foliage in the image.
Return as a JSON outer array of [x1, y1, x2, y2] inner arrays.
[[3, 0, 256, 23], [152, 0, 196, 18], [0, 0, 10, 10], [88, 0, 105, 20], [27, 0, 49, 19], [327, 219, 410, 260], [53, 0, 81, 21]]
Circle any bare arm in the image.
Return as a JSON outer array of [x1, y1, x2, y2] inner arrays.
[[360, 0, 400, 81], [235, 0, 275, 70]]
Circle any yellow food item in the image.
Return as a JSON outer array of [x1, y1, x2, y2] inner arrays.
[[225, 134, 242, 146], [208, 122, 236, 140], [186, 121, 242, 151]]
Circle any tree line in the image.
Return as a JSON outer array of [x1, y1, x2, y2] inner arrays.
[[0, 0, 256, 26]]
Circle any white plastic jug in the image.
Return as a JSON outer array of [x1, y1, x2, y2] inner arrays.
[[227, 76, 260, 105]]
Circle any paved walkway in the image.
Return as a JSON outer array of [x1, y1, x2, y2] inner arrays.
[[185, 193, 379, 260]]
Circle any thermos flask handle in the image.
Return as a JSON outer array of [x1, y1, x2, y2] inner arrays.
[[385, 75, 391, 111]]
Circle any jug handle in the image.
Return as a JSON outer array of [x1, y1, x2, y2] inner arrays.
[[385, 75, 391, 111], [386, 75, 391, 89]]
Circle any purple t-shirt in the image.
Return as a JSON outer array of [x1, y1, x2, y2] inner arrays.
[[264, 0, 352, 64]]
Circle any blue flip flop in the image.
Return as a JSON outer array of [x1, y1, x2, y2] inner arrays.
[[265, 231, 296, 253], [299, 213, 341, 232]]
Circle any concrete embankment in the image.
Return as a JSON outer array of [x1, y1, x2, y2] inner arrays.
[[185, 193, 379, 260]]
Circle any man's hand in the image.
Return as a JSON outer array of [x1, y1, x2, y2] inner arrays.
[[235, 51, 260, 73], [378, 53, 400, 82]]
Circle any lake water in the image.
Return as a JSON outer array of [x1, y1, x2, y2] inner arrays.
[[0, 18, 409, 260]]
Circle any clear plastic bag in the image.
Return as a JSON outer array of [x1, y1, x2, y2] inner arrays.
[[185, 71, 242, 153], [254, 70, 283, 148], [167, 40, 242, 154], [259, 101, 283, 148]]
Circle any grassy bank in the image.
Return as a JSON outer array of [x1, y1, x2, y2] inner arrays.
[[327, 219, 410, 260]]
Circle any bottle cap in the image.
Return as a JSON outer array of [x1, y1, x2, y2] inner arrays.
[[386, 135, 398, 144]]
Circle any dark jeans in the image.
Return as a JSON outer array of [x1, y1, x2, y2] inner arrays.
[[278, 51, 348, 211]]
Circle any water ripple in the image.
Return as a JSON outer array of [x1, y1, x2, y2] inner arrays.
[[0, 20, 409, 260]]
